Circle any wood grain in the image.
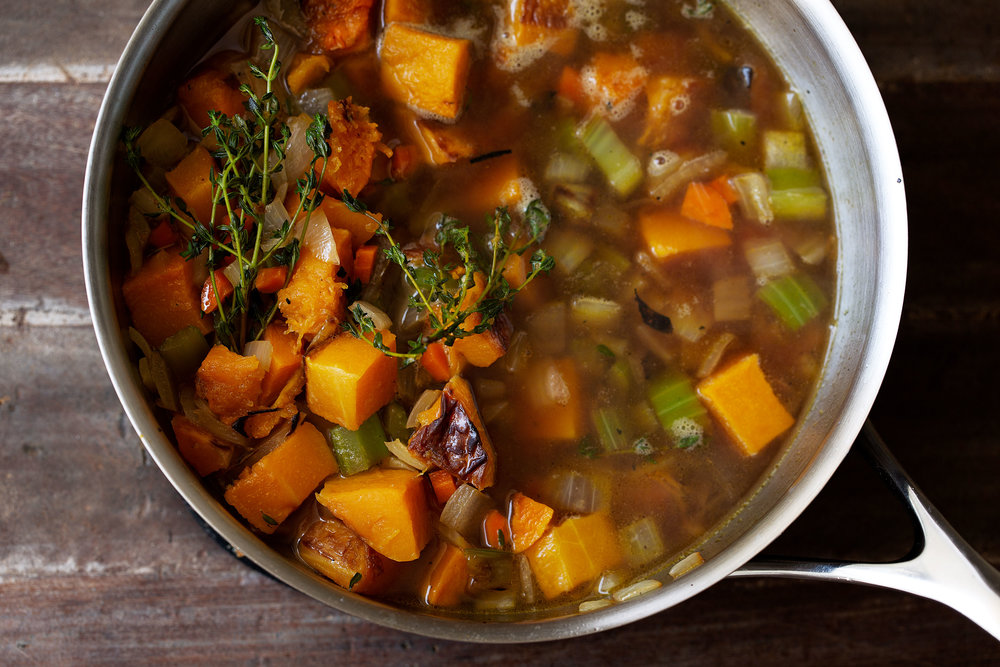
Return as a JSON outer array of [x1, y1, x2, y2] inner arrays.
[[2, 0, 1000, 663]]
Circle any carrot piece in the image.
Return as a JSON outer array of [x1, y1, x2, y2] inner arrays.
[[709, 174, 740, 204], [389, 144, 420, 181], [420, 341, 453, 382], [195, 344, 265, 424], [318, 197, 381, 249], [330, 226, 354, 277], [259, 321, 304, 406], [305, 330, 398, 431], [556, 66, 586, 111], [321, 98, 383, 197], [200, 268, 234, 314], [302, 0, 375, 53], [298, 518, 399, 594], [518, 358, 584, 442], [680, 181, 734, 230], [428, 469, 458, 505], [122, 248, 213, 346], [696, 353, 795, 456], [286, 52, 332, 95], [171, 414, 233, 476], [164, 146, 217, 224], [422, 543, 468, 607], [176, 68, 244, 132], [277, 253, 346, 341], [316, 467, 432, 561], [508, 491, 554, 554], [525, 513, 624, 599], [148, 220, 178, 248], [352, 245, 378, 284], [383, 0, 431, 23], [380, 23, 472, 121], [638, 206, 732, 260], [482, 509, 512, 550], [254, 266, 288, 293], [224, 421, 338, 534]]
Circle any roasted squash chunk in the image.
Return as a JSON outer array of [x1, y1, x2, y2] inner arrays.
[[195, 344, 265, 424], [380, 23, 472, 121], [297, 518, 399, 594]]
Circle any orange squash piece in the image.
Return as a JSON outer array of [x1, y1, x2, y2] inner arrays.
[[277, 253, 346, 341], [316, 467, 432, 561], [302, 0, 375, 54], [297, 518, 399, 594], [451, 272, 513, 368], [518, 358, 584, 442], [321, 98, 384, 196], [639, 75, 703, 147], [411, 118, 477, 165], [122, 248, 213, 346], [508, 491, 554, 554], [176, 68, 244, 132], [505, 0, 577, 57], [681, 181, 733, 230], [305, 330, 398, 430], [330, 226, 354, 277], [638, 206, 732, 260], [697, 353, 795, 456], [164, 146, 217, 224], [581, 52, 648, 114], [319, 197, 381, 249], [171, 414, 233, 476], [224, 421, 339, 533], [286, 53, 332, 95], [422, 543, 468, 607], [383, 0, 430, 23], [195, 344, 265, 424], [380, 23, 472, 121], [259, 321, 304, 406], [525, 513, 624, 599]]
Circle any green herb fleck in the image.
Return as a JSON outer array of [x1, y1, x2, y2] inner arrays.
[[578, 436, 599, 459], [596, 344, 616, 360], [349, 572, 362, 590], [677, 434, 702, 450], [261, 512, 278, 527]]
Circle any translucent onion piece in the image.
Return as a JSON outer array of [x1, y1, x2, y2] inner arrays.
[[579, 599, 613, 613], [547, 230, 594, 276], [731, 171, 774, 224], [791, 231, 831, 266], [696, 332, 737, 379], [473, 590, 518, 612], [128, 327, 177, 411], [125, 207, 151, 275], [621, 517, 666, 567], [647, 150, 682, 178], [646, 150, 726, 201], [222, 261, 243, 291], [261, 198, 292, 253], [136, 118, 189, 170], [596, 569, 627, 595], [297, 87, 336, 117], [282, 114, 315, 186], [440, 484, 493, 541], [301, 209, 334, 262], [351, 300, 393, 331], [545, 152, 592, 184], [243, 340, 273, 373], [406, 389, 442, 429], [129, 187, 162, 216], [504, 330, 531, 373], [384, 438, 427, 471], [670, 301, 711, 343], [551, 470, 604, 514], [570, 296, 622, 330], [712, 276, 751, 322], [178, 386, 250, 448], [744, 237, 794, 283]]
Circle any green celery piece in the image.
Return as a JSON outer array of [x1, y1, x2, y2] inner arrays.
[[757, 273, 828, 330], [710, 109, 757, 160], [382, 402, 411, 443], [158, 326, 211, 380], [591, 407, 628, 453], [577, 116, 643, 197], [770, 187, 828, 221], [608, 359, 632, 394], [648, 372, 706, 431], [326, 414, 390, 476], [766, 167, 821, 190]]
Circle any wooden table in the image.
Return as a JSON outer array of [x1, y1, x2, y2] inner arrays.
[[2, 0, 998, 662]]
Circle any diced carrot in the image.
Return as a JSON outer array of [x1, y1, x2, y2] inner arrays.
[[422, 543, 468, 607], [639, 75, 703, 147], [518, 358, 584, 442], [171, 414, 233, 476], [277, 253, 346, 341], [581, 52, 648, 114], [556, 66, 586, 111], [524, 512, 624, 599], [316, 467, 432, 561], [259, 321, 304, 406], [638, 206, 732, 260], [412, 118, 477, 165], [195, 344, 265, 424], [353, 245, 378, 284], [709, 174, 741, 204], [508, 491, 554, 554], [321, 98, 384, 197], [122, 248, 213, 346], [254, 266, 288, 293], [318, 197, 381, 249], [680, 181, 733, 230], [224, 421, 338, 533], [696, 353, 795, 456], [383, 0, 431, 23], [482, 509, 512, 550], [200, 267, 234, 314], [164, 146, 217, 224], [380, 23, 472, 121], [286, 52, 332, 96], [305, 330, 398, 431], [176, 68, 245, 132], [330, 225, 354, 277], [297, 518, 399, 594], [500, 252, 528, 290], [428, 469, 458, 505], [302, 0, 375, 54], [389, 144, 420, 181], [420, 341, 454, 382], [147, 220, 178, 248]]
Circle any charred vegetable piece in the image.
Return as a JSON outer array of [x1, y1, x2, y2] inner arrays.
[[297, 518, 398, 594], [407, 376, 497, 489], [634, 290, 673, 333]]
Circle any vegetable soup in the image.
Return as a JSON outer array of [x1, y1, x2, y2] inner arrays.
[[120, 0, 835, 615]]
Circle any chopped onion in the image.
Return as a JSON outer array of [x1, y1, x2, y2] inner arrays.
[[744, 237, 794, 283], [406, 389, 441, 429], [473, 590, 518, 612], [647, 150, 726, 201], [178, 386, 249, 448], [791, 231, 831, 265], [300, 209, 334, 262], [125, 207, 151, 275], [261, 198, 293, 253], [621, 517, 666, 567], [128, 327, 177, 411], [731, 172, 774, 224], [440, 484, 493, 541], [282, 114, 315, 186], [592, 203, 630, 238], [579, 599, 613, 613], [136, 118, 189, 170], [545, 152, 592, 184], [504, 330, 531, 373], [129, 187, 162, 216], [551, 182, 596, 221], [297, 87, 336, 117], [670, 301, 711, 343], [222, 261, 244, 292], [570, 296, 622, 330], [713, 276, 751, 322], [696, 332, 736, 379], [243, 340, 273, 373], [647, 149, 682, 178], [351, 300, 393, 331], [547, 230, 593, 276], [550, 470, 604, 513], [384, 438, 427, 471], [596, 569, 627, 595]]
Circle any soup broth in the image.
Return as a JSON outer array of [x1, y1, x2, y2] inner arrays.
[[120, 0, 834, 615]]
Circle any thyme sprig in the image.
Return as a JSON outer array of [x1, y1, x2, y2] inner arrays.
[[122, 17, 332, 351], [342, 192, 555, 363]]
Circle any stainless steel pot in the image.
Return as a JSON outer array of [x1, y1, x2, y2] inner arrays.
[[82, 0, 1000, 642]]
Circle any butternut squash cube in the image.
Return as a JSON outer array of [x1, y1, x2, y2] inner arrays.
[[380, 23, 472, 120], [639, 206, 732, 260], [122, 248, 213, 346], [278, 253, 346, 342], [697, 353, 795, 456], [305, 330, 398, 431], [286, 53, 332, 95], [164, 145, 217, 224], [171, 414, 233, 476], [525, 512, 624, 599], [259, 321, 304, 407], [195, 344, 265, 424]]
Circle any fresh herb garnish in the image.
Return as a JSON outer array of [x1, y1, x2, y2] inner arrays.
[[497, 529, 507, 551], [342, 195, 555, 362], [122, 17, 332, 351], [348, 572, 363, 590], [677, 434, 701, 450], [682, 1, 715, 19], [596, 344, 616, 359], [261, 512, 278, 527], [578, 436, 599, 459]]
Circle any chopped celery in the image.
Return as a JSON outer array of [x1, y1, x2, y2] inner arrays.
[[545, 152, 592, 184], [159, 326, 210, 380], [766, 167, 821, 190], [546, 230, 594, 276], [777, 91, 805, 130], [648, 372, 706, 431], [382, 402, 411, 443], [710, 108, 757, 160], [757, 273, 828, 330], [730, 172, 773, 224], [592, 407, 628, 453], [577, 116, 643, 196], [325, 414, 389, 476], [763, 130, 810, 170], [770, 187, 828, 221]]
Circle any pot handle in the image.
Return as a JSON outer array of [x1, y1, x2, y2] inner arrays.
[[731, 421, 1000, 640]]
